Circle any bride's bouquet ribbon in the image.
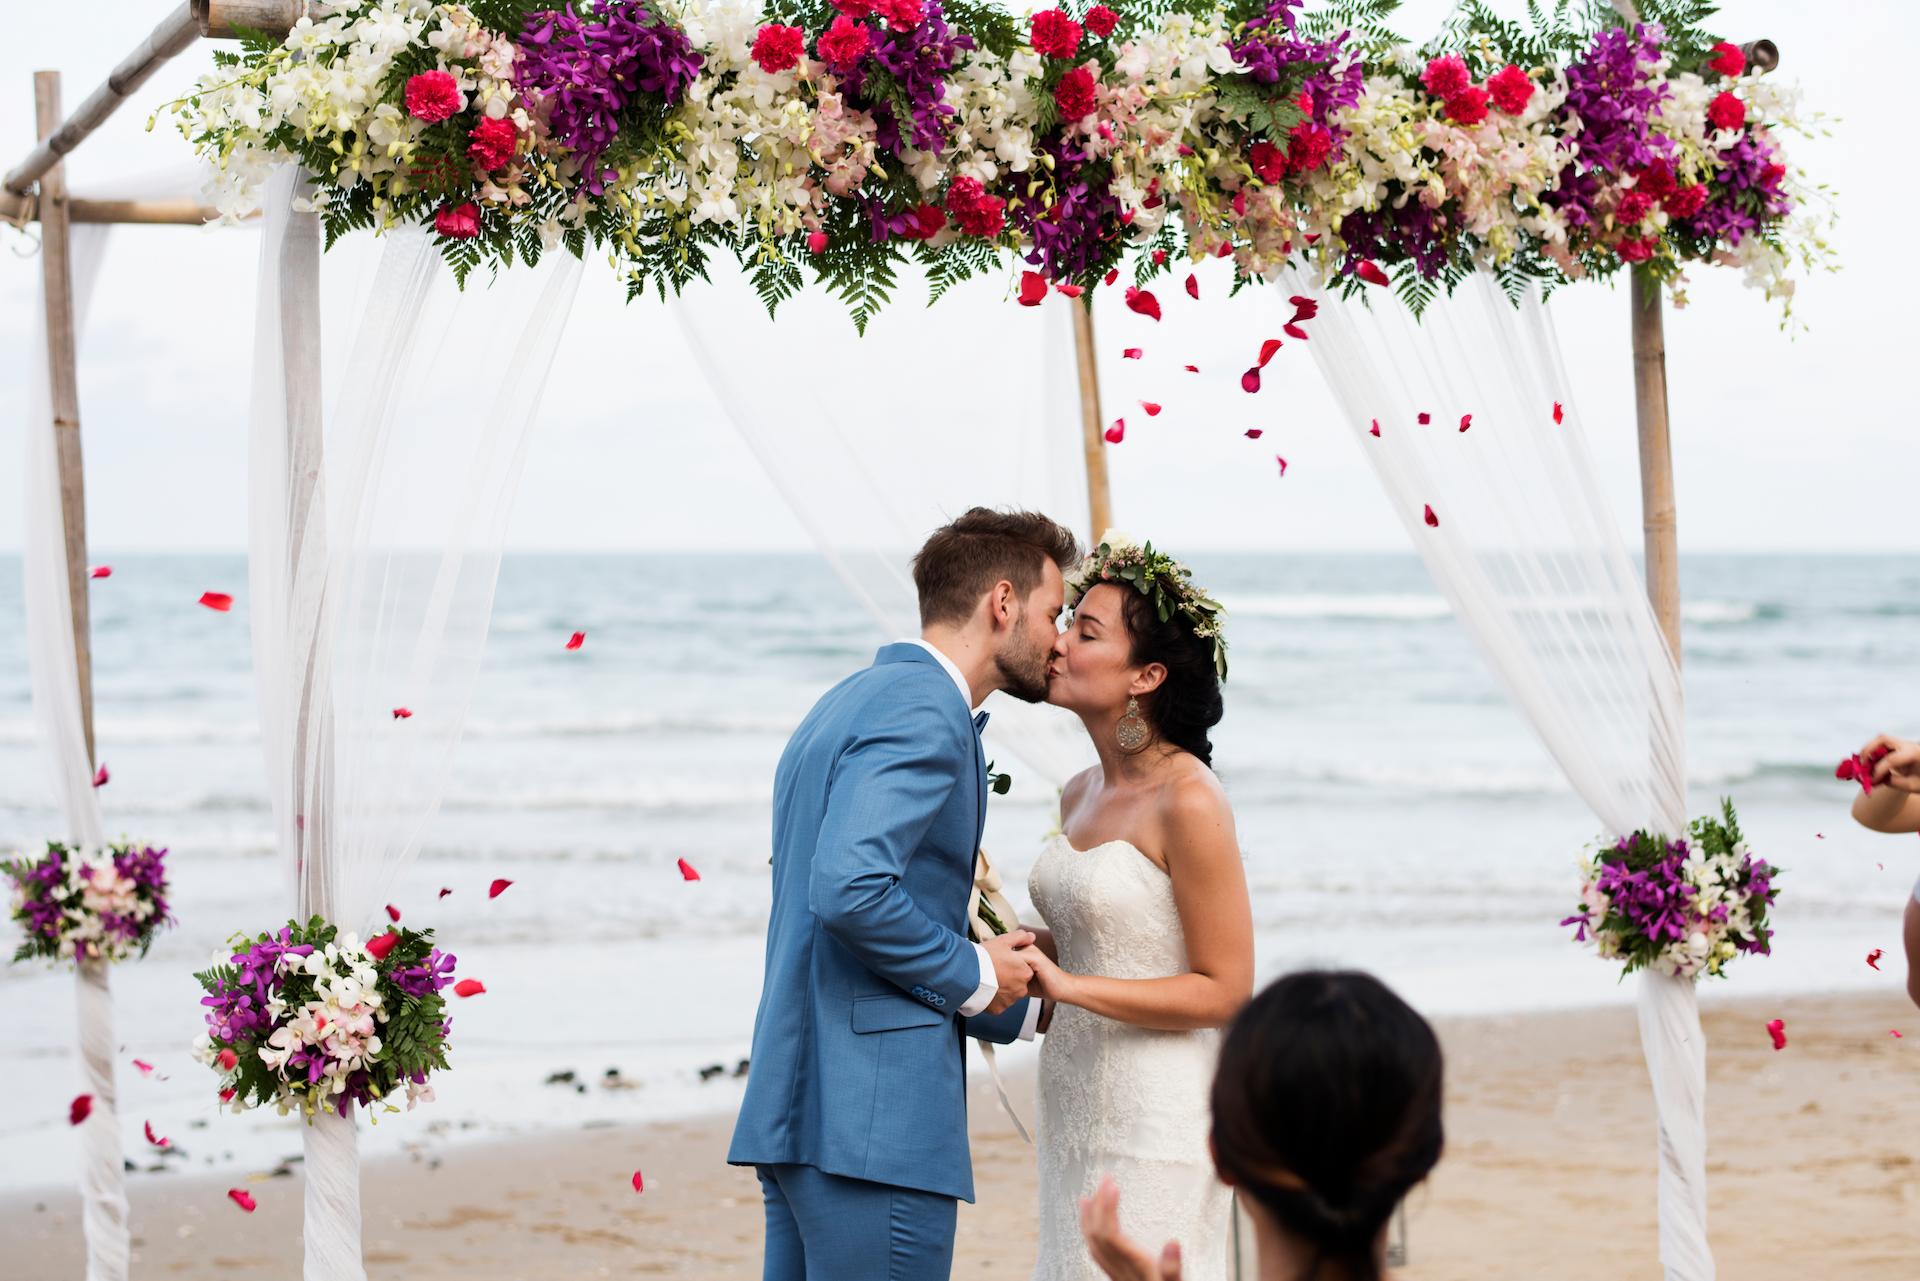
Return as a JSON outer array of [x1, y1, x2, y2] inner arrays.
[[968, 846, 1032, 1146]]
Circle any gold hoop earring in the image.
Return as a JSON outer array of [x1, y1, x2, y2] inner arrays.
[[1115, 696, 1151, 753]]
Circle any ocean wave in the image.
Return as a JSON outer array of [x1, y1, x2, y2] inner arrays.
[[0, 716, 258, 747], [1220, 593, 1771, 625], [443, 780, 771, 813], [1225, 757, 1813, 798], [464, 711, 796, 739]]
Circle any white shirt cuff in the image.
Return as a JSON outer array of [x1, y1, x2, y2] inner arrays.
[[957, 940, 997, 1018], [1017, 998, 1045, 1041]]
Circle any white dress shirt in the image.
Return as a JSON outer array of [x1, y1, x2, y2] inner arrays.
[[901, 639, 1042, 1041]]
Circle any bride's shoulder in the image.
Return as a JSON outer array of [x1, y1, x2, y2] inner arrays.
[[1060, 766, 1100, 809], [1154, 758, 1232, 832]]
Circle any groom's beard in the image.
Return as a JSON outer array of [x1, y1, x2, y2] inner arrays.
[[994, 633, 1052, 704]]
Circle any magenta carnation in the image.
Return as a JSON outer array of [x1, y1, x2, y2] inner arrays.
[[1053, 64, 1097, 121], [1029, 9, 1083, 59], [434, 203, 482, 239], [466, 117, 517, 171], [1421, 54, 1471, 100], [752, 23, 805, 73], [817, 14, 872, 69], [1445, 85, 1490, 125], [404, 71, 463, 123], [1487, 64, 1534, 115]]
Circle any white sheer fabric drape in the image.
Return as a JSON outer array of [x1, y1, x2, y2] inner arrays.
[[24, 214, 127, 1281], [673, 268, 1095, 788], [1297, 270, 1706, 1279], [249, 166, 582, 1280]]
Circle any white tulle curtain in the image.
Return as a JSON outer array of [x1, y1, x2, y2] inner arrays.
[[249, 166, 582, 1281], [23, 217, 126, 1281], [674, 268, 1095, 787], [1297, 271, 1705, 1280]]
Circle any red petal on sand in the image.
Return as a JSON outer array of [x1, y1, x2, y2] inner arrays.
[[566, 632, 586, 650], [366, 931, 400, 962], [677, 858, 702, 882], [632, 1171, 645, 1193], [1553, 401, 1564, 424], [92, 763, 109, 788], [1275, 456, 1288, 477], [1355, 259, 1389, 286], [1122, 348, 1143, 360], [1766, 1018, 1787, 1050], [1893, 1030, 1905, 1039], [1257, 338, 1282, 367], [1417, 412, 1431, 425], [489, 878, 513, 899], [145, 1121, 170, 1149], [1124, 287, 1161, 321], [1240, 368, 1261, 394], [1458, 414, 1473, 433], [453, 979, 487, 998], [69, 1095, 92, 1126], [90, 565, 112, 579], [1104, 419, 1126, 444], [1423, 505, 1439, 528], [1868, 949, 1884, 970], [198, 592, 233, 612], [1140, 401, 1161, 417], [1244, 429, 1264, 439], [228, 1189, 256, 1213], [1369, 419, 1381, 438], [1185, 274, 1198, 299], [385, 904, 402, 923], [1017, 271, 1048, 307]]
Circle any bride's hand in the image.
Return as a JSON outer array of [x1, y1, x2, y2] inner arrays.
[[1080, 1177, 1183, 1281], [1019, 945, 1079, 1005]]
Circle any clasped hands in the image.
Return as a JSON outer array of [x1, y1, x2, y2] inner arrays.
[[982, 928, 1073, 1016]]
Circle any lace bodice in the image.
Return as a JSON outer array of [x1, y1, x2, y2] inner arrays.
[[1027, 834, 1229, 1281]]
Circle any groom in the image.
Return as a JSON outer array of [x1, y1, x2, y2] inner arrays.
[[730, 507, 1082, 1280]]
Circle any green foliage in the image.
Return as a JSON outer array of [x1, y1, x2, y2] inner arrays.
[[1297, 0, 1408, 51]]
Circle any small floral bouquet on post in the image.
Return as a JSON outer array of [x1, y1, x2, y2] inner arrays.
[[194, 916, 458, 1119], [4, 841, 171, 966], [1561, 799, 1778, 980]]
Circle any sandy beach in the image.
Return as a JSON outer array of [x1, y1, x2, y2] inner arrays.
[[7, 988, 1918, 1279]]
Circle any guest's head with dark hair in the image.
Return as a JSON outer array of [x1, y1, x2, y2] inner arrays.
[[1210, 970, 1444, 1281]]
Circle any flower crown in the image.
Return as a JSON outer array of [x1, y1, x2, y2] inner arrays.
[[1064, 532, 1228, 681]]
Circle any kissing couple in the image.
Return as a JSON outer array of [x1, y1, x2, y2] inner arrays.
[[729, 507, 1255, 1280]]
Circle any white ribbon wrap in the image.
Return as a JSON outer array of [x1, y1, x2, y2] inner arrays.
[[303, 1111, 366, 1281], [969, 847, 1033, 1145], [75, 957, 129, 1281]]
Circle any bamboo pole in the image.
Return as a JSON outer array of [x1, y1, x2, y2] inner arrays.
[[1071, 303, 1114, 542], [36, 72, 97, 769], [1629, 264, 1680, 657], [0, 192, 234, 225]]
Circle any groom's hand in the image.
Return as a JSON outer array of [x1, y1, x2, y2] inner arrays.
[[984, 929, 1038, 1014]]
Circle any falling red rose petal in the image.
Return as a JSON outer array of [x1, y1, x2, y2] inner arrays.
[[1054, 284, 1084, 298], [1104, 419, 1125, 443], [1215, 241, 1232, 259], [1355, 259, 1389, 286], [1458, 414, 1473, 433], [217, 1048, 238, 1071], [1124, 287, 1162, 321], [145, 1121, 170, 1149], [1244, 429, 1263, 439], [92, 763, 109, 788], [1257, 339, 1282, 367], [1140, 401, 1161, 417], [1868, 948, 1884, 970], [1183, 365, 1198, 373], [1240, 368, 1261, 394], [1275, 456, 1288, 477], [1184, 274, 1198, 299], [218, 1088, 235, 1102], [90, 565, 112, 579], [133, 1059, 155, 1076], [1282, 323, 1308, 342], [439, 887, 453, 898], [1369, 420, 1381, 438], [1417, 412, 1431, 425], [1423, 505, 1439, 528], [1103, 269, 1119, 286], [678, 857, 702, 882], [453, 979, 487, 998], [1122, 347, 1142, 360], [807, 231, 828, 256], [393, 707, 413, 720], [69, 1095, 92, 1125], [1765, 1018, 1786, 1050], [566, 632, 586, 650], [366, 931, 401, 961], [198, 592, 233, 612], [385, 904, 402, 922], [489, 878, 513, 899], [1017, 271, 1049, 306], [632, 1170, 645, 1193], [1553, 401, 1564, 424], [228, 1189, 256, 1213], [1151, 249, 1167, 267]]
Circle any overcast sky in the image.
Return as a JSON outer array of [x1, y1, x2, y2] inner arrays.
[[1, 0, 1913, 554]]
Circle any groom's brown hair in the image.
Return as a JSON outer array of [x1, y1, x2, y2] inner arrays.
[[912, 508, 1081, 628]]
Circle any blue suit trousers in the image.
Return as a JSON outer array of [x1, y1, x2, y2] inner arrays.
[[757, 1163, 957, 1281]]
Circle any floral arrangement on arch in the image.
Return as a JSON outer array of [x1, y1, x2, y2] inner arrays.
[[194, 917, 459, 1118], [1561, 798, 1779, 981], [4, 841, 172, 966], [169, 0, 1830, 329]]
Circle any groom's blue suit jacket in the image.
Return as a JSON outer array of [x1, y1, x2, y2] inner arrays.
[[728, 642, 1030, 1202]]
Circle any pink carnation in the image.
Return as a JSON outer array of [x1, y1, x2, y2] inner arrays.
[[1085, 5, 1118, 37], [1421, 54, 1471, 101], [752, 24, 806, 73], [434, 203, 482, 240], [1029, 9, 1083, 59], [817, 15, 872, 69], [1053, 64, 1096, 121], [1444, 85, 1490, 126], [871, 0, 924, 29], [467, 117, 517, 171], [404, 71, 463, 124], [1707, 91, 1746, 132], [1487, 64, 1534, 115]]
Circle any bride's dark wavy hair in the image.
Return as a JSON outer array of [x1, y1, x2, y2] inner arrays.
[[1112, 586, 1224, 768], [1210, 971, 1444, 1281]]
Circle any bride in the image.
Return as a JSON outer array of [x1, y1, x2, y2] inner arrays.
[[1021, 535, 1254, 1281]]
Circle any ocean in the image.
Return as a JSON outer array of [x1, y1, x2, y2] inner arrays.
[[3, 550, 1916, 1191]]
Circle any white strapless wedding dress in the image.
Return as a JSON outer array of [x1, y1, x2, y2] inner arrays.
[[1028, 833, 1230, 1281]]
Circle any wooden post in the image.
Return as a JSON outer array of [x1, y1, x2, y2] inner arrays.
[[35, 71, 96, 768], [1630, 264, 1680, 660], [1071, 304, 1114, 542]]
